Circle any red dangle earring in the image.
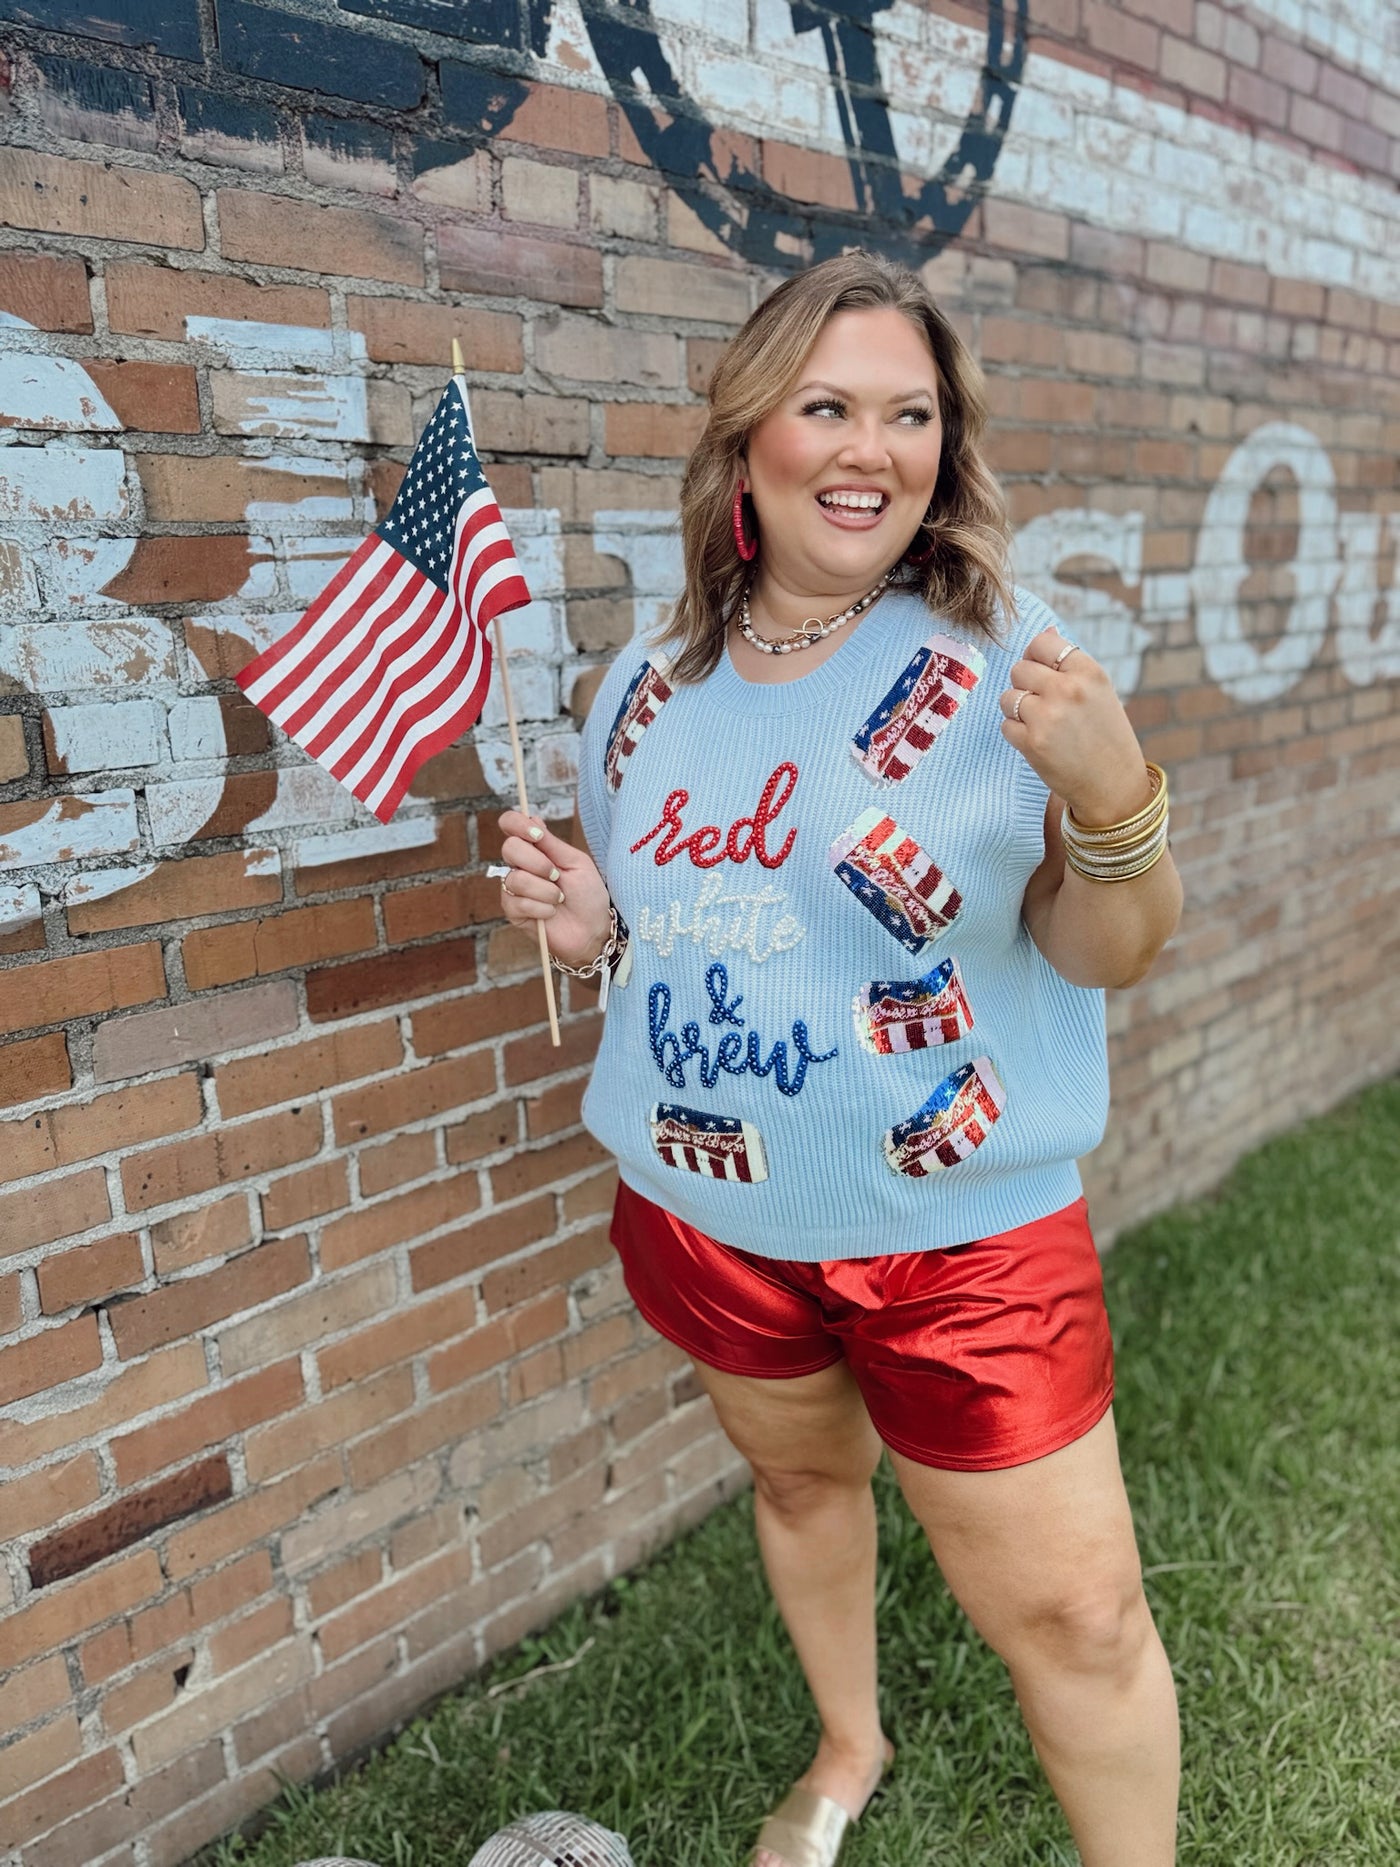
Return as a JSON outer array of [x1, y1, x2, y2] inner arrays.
[[904, 506, 938, 568], [733, 479, 758, 563]]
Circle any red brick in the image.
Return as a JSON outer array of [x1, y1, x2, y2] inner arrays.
[[0, 151, 202, 248], [101, 1653, 194, 1738], [104, 263, 331, 341], [346, 296, 523, 370], [0, 1314, 102, 1407], [0, 1656, 70, 1740], [982, 199, 1071, 262], [604, 401, 708, 459], [67, 849, 282, 935], [26, 1457, 231, 1589], [100, 534, 258, 608], [0, 1271, 20, 1335], [427, 1289, 567, 1395], [218, 190, 424, 286], [490, 1130, 607, 1203], [306, 937, 477, 1022], [0, 1031, 71, 1110], [243, 1366, 413, 1483], [2, 1452, 103, 1541], [332, 1052, 496, 1145], [563, 1165, 616, 1223], [317, 1284, 478, 1390], [443, 1100, 519, 1162], [217, 1020, 402, 1120], [319, 1175, 482, 1272], [92, 982, 296, 1086], [357, 1130, 437, 1197], [409, 1192, 555, 1293], [306, 1547, 381, 1619], [437, 225, 603, 308], [382, 874, 499, 945], [0, 1345, 206, 1472], [479, 1225, 611, 1314], [151, 1195, 256, 1277], [504, 81, 610, 156], [165, 1457, 342, 1583], [0, 714, 28, 782], [37, 1233, 145, 1315], [293, 814, 467, 896], [501, 1012, 602, 1086], [346, 1380, 499, 1488], [0, 1072, 203, 1186], [615, 256, 750, 324], [2, 1547, 162, 1671], [0, 251, 92, 331], [411, 980, 546, 1055], [111, 1359, 303, 1485], [760, 139, 857, 210], [139, 453, 346, 524], [1083, 0, 1158, 67], [207, 1597, 295, 1675], [106, 1235, 311, 1358], [0, 1747, 126, 1852], [0, 942, 166, 1038], [82, 362, 200, 434], [216, 1259, 396, 1377], [260, 1158, 349, 1232], [196, 896, 384, 985], [121, 1105, 322, 1214]]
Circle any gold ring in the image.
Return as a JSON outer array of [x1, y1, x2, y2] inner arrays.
[[1011, 690, 1027, 723], [1053, 642, 1080, 669]]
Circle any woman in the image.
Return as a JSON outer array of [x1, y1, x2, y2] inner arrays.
[[497, 251, 1182, 1867]]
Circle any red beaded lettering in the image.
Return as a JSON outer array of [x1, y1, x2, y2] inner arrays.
[[630, 761, 799, 870]]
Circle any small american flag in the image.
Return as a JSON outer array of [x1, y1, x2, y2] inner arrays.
[[236, 378, 529, 823]]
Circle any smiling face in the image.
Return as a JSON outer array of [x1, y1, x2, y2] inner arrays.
[[742, 304, 944, 602]]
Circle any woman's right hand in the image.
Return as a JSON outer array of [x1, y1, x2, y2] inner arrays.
[[496, 810, 613, 970]]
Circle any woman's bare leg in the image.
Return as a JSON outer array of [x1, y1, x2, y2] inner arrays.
[[891, 1409, 1179, 1866], [691, 1358, 892, 1865]]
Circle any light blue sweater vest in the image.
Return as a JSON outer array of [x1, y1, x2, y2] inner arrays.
[[576, 585, 1108, 1262]]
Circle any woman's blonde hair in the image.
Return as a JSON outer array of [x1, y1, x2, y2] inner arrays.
[[663, 249, 1013, 684]]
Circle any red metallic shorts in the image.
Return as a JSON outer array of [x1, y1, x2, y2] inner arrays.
[[610, 1182, 1114, 1472]]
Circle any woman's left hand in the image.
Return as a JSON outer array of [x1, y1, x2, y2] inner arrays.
[[1000, 626, 1153, 825]]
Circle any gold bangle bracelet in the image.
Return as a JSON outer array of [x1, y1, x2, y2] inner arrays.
[[1063, 762, 1168, 843], [1064, 834, 1170, 884]]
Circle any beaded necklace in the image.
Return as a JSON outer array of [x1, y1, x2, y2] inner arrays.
[[737, 572, 891, 656]]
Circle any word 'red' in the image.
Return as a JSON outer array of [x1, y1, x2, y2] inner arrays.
[[630, 761, 798, 870]]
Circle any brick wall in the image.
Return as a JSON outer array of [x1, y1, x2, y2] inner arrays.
[[1, 1, 1397, 1859]]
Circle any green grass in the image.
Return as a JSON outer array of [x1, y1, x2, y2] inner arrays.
[[208, 1077, 1400, 1867]]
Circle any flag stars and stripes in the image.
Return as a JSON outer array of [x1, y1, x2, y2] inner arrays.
[[235, 376, 530, 824]]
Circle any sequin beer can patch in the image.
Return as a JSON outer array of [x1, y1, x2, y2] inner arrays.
[[851, 635, 985, 784], [882, 1056, 1006, 1176], [649, 1103, 769, 1182], [829, 808, 962, 954], [854, 956, 974, 1055], [604, 658, 674, 794]]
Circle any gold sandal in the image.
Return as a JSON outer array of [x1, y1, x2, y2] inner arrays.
[[748, 1785, 853, 1867], [748, 1749, 893, 1867]]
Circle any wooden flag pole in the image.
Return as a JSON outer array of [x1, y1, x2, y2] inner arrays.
[[453, 339, 561, 1048]]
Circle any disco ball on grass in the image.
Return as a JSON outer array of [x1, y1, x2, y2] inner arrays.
[[291, 1808, 635, 1867], [467, 1810, 636, 1865]]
